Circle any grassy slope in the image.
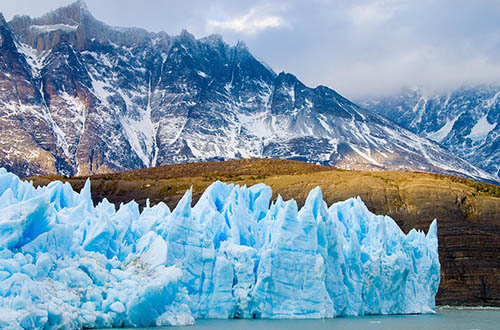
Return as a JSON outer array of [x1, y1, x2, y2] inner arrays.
[[27, 158, 500, 209], [26, 158, 500, 306]]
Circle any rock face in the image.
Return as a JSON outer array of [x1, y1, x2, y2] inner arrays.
[[0, 1, 494, 182], [361, 85, 500, 182], [380, 181, 500, 306]]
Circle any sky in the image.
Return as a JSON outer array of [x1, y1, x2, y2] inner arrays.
[[2, 0, 500, 99]]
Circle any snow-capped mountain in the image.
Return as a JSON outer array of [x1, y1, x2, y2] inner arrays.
[[0, 1, 495, 182], [361, 85, 500, 182]]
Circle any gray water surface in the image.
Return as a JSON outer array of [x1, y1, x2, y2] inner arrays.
[[127, 308, 500, 330]]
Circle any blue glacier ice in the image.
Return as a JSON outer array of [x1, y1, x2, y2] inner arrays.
[[0, 168, 440, 329]]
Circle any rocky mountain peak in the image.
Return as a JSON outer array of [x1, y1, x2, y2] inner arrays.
[[275, 71, 301, 86], [8, 1, 152, 51], [235, 40, 249, 51], [201, 33, 224, 45], [178, 29, 195, 41], [38, 0, 91, 26], [0, 13, 7, 26], [73, 0, 89, 11], [0, 14, 17, 50]]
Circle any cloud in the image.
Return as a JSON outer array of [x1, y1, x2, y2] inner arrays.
[[316, 43, 500, 99], [349, 1, 399, 27], [3, 0, 499, 99], [206, 6, 287, 35], [350, 4, 393, 27]]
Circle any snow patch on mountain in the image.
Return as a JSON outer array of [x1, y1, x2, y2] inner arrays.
[[427, 116, 459, 143], [467, 115, 496, 141], [31, 24, 78, 33]]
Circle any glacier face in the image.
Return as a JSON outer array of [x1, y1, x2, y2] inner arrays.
[[0, 168, 440, 329]]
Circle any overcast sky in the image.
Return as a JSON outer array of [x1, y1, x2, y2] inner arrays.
[[3, 0, 500, 99]]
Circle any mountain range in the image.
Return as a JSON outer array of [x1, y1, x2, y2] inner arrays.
[[361, 85, 500, 182], [0, 1, 495, 183]]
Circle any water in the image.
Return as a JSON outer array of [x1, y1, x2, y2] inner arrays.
[[119, 307, 500, 330]]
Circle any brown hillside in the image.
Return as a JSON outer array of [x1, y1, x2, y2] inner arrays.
[[26, 158, 500, 307]]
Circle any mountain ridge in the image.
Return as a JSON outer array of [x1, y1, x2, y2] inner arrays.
[[0, 1, 495, 183], [361, 84, 500, 182]]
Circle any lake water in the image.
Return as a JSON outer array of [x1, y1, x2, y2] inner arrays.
[[125, 307, 500, 330]]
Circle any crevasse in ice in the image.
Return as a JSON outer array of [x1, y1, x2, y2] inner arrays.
[[0, 168, 440, 329]]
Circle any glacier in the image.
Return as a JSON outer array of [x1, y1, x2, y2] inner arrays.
[[0, 168, 440, 329]]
